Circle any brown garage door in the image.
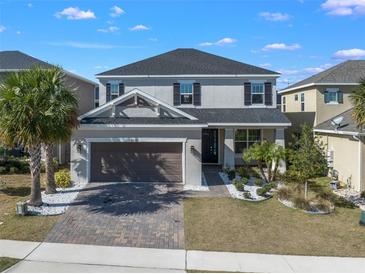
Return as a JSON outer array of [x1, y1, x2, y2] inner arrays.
[[90, 142, 182, 183]]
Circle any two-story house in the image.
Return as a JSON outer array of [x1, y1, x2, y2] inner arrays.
[[279, 60, 365, 192], [0, 50, 98, 164], [71, 49, 291, 189]]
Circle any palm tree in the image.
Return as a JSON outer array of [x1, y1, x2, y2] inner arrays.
[[41, 67, 78, 194], [350, 79, 365, 130], [0, 68, 49, 206]]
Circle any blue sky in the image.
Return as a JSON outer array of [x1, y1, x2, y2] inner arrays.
[[0, 0, 364, 88]]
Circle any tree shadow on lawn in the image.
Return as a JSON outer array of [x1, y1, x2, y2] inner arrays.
[[73, 182, 186, 216], [0, 186, 30, 197]]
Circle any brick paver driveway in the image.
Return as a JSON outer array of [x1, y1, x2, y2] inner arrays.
[[45, 182, 185, 249]]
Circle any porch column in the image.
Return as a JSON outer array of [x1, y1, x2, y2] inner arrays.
[[224, 128, 235, 169], [275, 128, 286, 172]]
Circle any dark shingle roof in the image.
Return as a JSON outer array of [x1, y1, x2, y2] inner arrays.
[[0, 50, 53, 70], [281, 60, 365, 92], [315, 108, 363, 133], [182, 108, 291, 124], [81, 108, 290, 125], [97, 48, 279, 76]]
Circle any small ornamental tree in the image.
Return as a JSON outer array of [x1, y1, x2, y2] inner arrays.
[[243, 141, 286, 183], [350, 79, 365, 130], [287, 124, 327, 199]]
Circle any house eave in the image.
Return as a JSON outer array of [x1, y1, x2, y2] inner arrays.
[[313, 128, 365, 136], [78, 124, 208, 129], [279, 82, 360, 94], [96, 74, 281, 79]]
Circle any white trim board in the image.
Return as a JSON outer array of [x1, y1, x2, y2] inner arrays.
[[79, 124, 207, 129], [279, 82, 360, 94], [78, 88, 198, 121], [313, 128, 365, 136], [96, 74, 281, 79]]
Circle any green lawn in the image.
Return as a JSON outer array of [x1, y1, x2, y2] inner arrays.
[[0, 257, 19, 272], [184, 197, 365, 257], [0, 174, 60, 241]]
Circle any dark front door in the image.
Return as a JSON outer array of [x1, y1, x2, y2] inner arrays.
[[202, 129, 219, 163]]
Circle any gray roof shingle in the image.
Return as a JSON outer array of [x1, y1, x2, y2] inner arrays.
[[97, 48, 279, 76], [315, 108, 363, 133], [281, 60, 365, 92], [81, 108, 290, 125], [0, 50, 53, 70]]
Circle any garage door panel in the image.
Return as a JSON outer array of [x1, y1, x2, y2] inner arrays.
[[90, 142, 182, 183]]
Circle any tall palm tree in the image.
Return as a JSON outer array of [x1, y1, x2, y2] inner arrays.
[[41, 67, 78, 194], [350, 79, 365, 130], [0, 68, 49, 206]]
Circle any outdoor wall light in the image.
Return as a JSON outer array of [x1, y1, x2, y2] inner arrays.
[[77, 144, 82, 153], [190, 145, 195, 152]]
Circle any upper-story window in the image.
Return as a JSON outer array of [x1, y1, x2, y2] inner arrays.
[[324, 88, 343, 104], [180, 82, 193, 104], [110, 83, 119, 100], [294, 94, 298, 101], [94, 87, 99, 108], [251, 83, 264, 104], [300, 93, 305, 112], [282, 96, 286, 112]]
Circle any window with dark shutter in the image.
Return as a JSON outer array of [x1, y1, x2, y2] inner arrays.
[[338, 90, 343, 104], [244, 82, 251, 106], [264, 82, 273, 106], [119, 83, 125, 96], [106, 83, 111, 102], [324, 90, 329, 103], [193, 83, 201, 106], [173, 83, 180, 106]]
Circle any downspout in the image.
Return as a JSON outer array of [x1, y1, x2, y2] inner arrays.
[[352, 134, 363, 192]]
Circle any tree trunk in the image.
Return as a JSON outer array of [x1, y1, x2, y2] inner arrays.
[[304, 181, 308, 199], [28, 143, 43, 206], [44, 143, 57, 194], [267, 161, 272, 182], [258, 162, 269, 183], [272, 161, 279, 181]]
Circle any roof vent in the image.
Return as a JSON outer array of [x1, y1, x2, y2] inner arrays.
[[331, 116, 344, 130]]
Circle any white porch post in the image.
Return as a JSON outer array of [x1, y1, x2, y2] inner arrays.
[[275, 128, 286, 172], [224, 128, 235, 169]]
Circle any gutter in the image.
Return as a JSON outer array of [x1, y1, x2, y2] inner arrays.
[[279, 82, 360, 94], [96, 74, 281, 79]]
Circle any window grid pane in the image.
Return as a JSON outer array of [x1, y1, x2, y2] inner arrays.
[[180, 83, 193, 94], [110, 83, 119, 95], [328, 91, 338, 102]]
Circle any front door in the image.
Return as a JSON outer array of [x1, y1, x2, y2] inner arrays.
[[202, 129, 219, 163]]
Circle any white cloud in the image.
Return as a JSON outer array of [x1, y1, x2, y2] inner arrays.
[[97, 26, 119, 33], [94, 65, 109, 69], [48, 41, 117, 49], [110, 6, 125, 17], [259, 63, 272, 68], [303, 63, 333, 73], [199, 37, 237, 47], [129, 24, 150, 31], [259, 12, 291, 21], [16, 31, 21, 35], [333, 48, 365, 59], [262, 43, 301, 51], [321, 0, 365, 16], [55, 7, 96, 20], [0, 25, 6, 32], [27, 3, 32, 7]]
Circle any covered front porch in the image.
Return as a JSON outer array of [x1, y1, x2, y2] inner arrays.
[[201, 127, 286, 170]]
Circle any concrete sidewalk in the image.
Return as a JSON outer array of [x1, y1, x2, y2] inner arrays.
[[1, 240, 365, 273]]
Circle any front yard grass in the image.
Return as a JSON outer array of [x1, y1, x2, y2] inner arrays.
[[0, 174, 60, 241], [184, 197, 365, 257], [0, 257, 20, 272]]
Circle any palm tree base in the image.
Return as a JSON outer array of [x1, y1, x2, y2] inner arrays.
[[45, 187, 57, 194], [28, 200, 43, 207]]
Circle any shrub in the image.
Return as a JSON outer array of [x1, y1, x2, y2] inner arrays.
[[9, 167, 19, 174], [293, 195, 312, 211], [0, 158, 29, 174], [233, 179, 244, 191], [276, 186, 293, 200], [53, 158, 59, 172], [55, 169, 71, 188], [361, 191, 365, 199], [333, 196, 356, 209], [243, 191, 252, 199], [254, 178, 263, 187], [315, 199, 333, 213], [256, 184, 272, 197], [0, 166, 7, 174], [237, 167, 250, 179], [225, 169, 236, 180]]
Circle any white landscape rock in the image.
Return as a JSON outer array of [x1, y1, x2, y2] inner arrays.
[[334, 188, 365, 210], [219, 172, 268, 201], [27, 181, 87, 216]]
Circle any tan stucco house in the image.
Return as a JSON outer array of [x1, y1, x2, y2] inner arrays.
[[279, 60, 365, 192], [0, 50, 98, 164], [71, 49, 291, 189]]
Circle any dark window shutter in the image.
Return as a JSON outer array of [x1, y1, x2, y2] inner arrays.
[[119, 83, 125, 96], [173, 83, 180, 106], [338, 90, 343, 103], [106, 83, 111, 102], [324, 90, 329, 103], [193, 83, 201, 106], [244, 82, 251, 106], [264, 82, 273, 106]]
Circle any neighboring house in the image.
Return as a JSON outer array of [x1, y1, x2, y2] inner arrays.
[[72, 49, 290, 188], [279, 60, 365, 192], [279, 60, 365, 142], [0, 50, 97, 164]]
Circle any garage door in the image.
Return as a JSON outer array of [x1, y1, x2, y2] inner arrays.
[[90, 142, 182, 183]]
